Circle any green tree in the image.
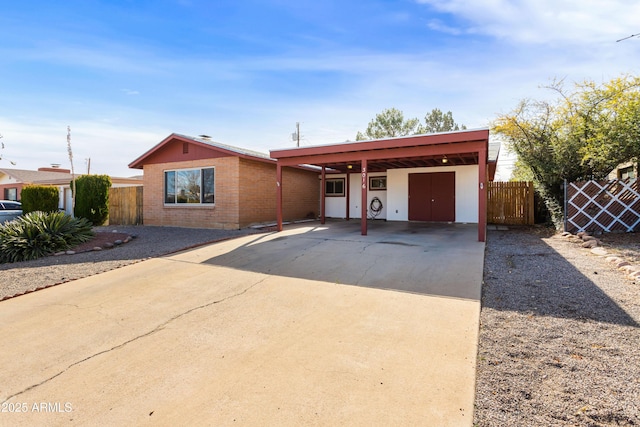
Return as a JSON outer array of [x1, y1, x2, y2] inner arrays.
[[418, 108, 467, 133], [493, 75, 640, 228], [355, 108, 466, 140], [356, 108, 420, 140]]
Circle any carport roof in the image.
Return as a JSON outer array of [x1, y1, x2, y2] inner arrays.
[[270, 128, 495, 178]]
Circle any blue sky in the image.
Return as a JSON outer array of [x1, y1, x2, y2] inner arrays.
[[0, 0, 638, 178]]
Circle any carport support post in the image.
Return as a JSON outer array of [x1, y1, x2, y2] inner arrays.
[[276, 163, 283, 232], [361, 159, 367, 235], [478, 147, 487, 242], [346, 172, 350, 220], [321, 166, 326, 224]]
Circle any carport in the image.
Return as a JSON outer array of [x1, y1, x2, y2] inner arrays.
[[270, 128, 494, 242]]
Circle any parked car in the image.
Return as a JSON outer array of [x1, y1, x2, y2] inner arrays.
[[0, 200, 22, 223]]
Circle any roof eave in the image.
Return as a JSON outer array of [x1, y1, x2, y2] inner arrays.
[[270, 128, 490, 159]]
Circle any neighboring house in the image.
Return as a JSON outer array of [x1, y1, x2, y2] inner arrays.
[[270, 128, 498, 242], [128, 133, 319, 229], [0, 166, 142, 215], [608, 161, 638, 180], [0, 166, 71, 202]]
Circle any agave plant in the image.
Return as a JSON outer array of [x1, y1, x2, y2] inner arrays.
[[0, 211, 94, 263]]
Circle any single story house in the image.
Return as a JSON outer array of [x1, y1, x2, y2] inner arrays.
[[128, 133, 319, 229], [270, 128, 497, 242], [0, 166, 142, 215], [0, 166, 72, 202]]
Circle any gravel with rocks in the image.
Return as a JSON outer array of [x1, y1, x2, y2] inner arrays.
[[475, 227, 640, 426], [0, 225, 261, 300]]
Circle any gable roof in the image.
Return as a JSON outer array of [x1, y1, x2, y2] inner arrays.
[[0, 168, 73, 183], [128, 133, 273, 169]]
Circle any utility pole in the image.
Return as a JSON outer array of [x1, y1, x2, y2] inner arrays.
[[86, 158, 91, 174], [296, 122, 300, 147], [67, 126, 76, 216]]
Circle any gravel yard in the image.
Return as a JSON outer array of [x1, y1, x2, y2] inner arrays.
[[0, 225, 260, 300], [475, 227, 640, 426], [2, 223, 639, 425]]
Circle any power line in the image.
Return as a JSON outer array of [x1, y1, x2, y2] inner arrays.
[[616, 33, 640, 42]]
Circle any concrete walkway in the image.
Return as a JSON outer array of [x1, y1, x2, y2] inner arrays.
[[0, 221, 485, 426]]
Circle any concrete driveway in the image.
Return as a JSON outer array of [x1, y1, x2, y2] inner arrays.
[[0, 220, 484, 426]]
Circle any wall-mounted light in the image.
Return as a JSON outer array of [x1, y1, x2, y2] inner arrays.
[[347, 164, 353, 169], [442, 156, 448, 164]]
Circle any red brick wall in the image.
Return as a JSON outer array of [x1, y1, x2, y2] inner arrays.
[[238, 158, 279, 226], [143, 157, 319, 229], [238, 159, 319, 227], [143, 157, 241, 229], [282, 167, 319, 221]]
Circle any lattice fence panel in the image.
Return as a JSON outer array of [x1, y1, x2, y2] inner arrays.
[[566, 179, 640, 233]]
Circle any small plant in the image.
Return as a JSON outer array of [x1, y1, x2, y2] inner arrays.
[[0, 211, 94, 263]]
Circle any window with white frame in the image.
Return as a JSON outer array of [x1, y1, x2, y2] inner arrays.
[[325, 178, 345, 197], [369, 176, 387, 191], [164, 167, 215, 204]]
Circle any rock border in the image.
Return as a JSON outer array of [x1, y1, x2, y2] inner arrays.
[[560, 231, 640, 281], [53, 234, 136, 256]]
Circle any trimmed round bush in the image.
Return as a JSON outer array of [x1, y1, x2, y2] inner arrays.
[[0, 211, 94, 263], [20, 185, 60, 214]]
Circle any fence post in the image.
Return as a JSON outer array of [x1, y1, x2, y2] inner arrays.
[[563, 179, 568, 232], [527, 182, 534, 225]]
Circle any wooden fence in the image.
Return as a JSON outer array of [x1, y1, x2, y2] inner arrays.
[[487, 181, 535, 225], [108, 186, 143, 225], [565, 179, 640, 233]]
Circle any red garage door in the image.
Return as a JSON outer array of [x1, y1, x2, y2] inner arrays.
[[408, 172, 455, 222]]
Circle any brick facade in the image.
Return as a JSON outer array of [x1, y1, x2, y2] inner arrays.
[[281, 166, 320, 221], [143, 156, 319, 229], [238, 158, 319, 226], [143, 157, 241, 229]]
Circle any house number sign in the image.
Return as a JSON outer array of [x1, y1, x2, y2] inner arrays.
[[361, 167, 367, 189]]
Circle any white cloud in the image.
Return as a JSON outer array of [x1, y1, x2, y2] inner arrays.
[[416, 0, 640, 44], [0, 117, 165, 177], [3, 1, 639, 177], [426, 19, 463, 35]]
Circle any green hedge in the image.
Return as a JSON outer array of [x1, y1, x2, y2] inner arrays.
[[73, 175, 112, 226], [20, 185, 59, 214]]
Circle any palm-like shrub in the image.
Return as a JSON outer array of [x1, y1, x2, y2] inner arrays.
[[0, 211, 94, 263]]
